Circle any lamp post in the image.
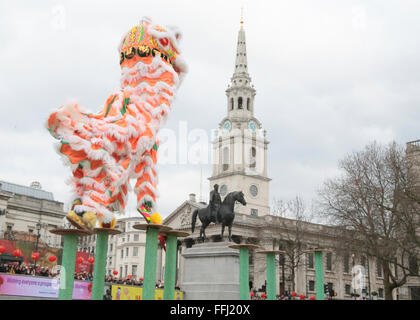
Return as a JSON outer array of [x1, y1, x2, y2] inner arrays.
[[34, 223, 41, 270]]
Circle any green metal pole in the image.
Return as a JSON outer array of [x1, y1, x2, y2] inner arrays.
[[163, 234, 177, 300], [92, 231, 109, 300], [143, 227, 159, 300], [59, 233, 78, 300], [315, 251, 324, 300], [239, 247, 250, 300], [266, 253, 276, 300]]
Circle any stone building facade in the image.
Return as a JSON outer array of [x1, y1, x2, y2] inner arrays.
[[0, 180, 66, 248]]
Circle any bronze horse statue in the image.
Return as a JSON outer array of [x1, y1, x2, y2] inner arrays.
[[191, 191, 246, 242]]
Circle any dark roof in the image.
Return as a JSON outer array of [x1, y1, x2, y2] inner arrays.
[[0, 181, 54, 201]]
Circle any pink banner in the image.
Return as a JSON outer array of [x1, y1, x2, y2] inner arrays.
[[0, 274, 92, 299]]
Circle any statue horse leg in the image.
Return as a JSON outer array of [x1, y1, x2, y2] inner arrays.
[[201, 220, 210, 242], [228, 224, 232, 242], [221, 223, 225, 240]]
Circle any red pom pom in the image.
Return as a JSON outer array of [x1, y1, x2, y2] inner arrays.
[[127, 275, 132, 279], [49, 255, 57, 263], [300, 294, 305, 300], [88, 257, 95, 264], [292, 291, 297, 297], [31, 252, 39, 261], [113, 270, 118, 276], [77, 257, 84, 264], [309, 296, 316, 300], [159, 38, 169, 47], [0, 246, 6, 254]]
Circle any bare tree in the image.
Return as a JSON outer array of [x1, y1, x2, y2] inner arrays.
[[318, 141, 420, 300], [272, 196, 313, 292]]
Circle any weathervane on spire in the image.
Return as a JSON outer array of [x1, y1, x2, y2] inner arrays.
[[240, 7, 244, 25]]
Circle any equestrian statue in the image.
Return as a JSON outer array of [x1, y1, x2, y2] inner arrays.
[[191, 184, 247, 242]]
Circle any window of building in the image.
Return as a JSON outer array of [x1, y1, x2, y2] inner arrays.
[[378, 288, 384, 298], [121, 250, 123, 259], [134, 234, 139, 242], [230, 98, 234, 110], [133, 247, 139, 257], [222, 147, 229, 171], [326, 252, 332, 271], [250, 209, 258, 216], [132, 265, 138, 278], [307, 253, 314, 269], [127, 234, 130, 242], [361, 255, 366, 268], [308, 280, 315, 292], [238, 97, 243, 109], [345, 284, 351, 295], [109, 244, 113, 252], [343, 255, 350, 273], [120, 267, 123, 276], [377, 259, 383, 278], [250, 147, 256, 168], [126, 248, 129, 257], [125, 265, 128, 277], [409, 255, 419, 275], [247, 98, 250, 110]]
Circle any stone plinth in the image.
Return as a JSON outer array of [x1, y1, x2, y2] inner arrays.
[[181, 241, 240, 300]]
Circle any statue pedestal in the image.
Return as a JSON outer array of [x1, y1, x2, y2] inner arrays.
[[181, 241, 240, 300]]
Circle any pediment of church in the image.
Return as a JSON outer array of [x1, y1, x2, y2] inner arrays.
[[163, 201, 206, 231]]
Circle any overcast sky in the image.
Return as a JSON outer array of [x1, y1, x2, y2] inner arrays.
[[1, 1, 419, 220]]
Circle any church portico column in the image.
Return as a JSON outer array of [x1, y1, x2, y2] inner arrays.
[[252, 238, 272, 292]]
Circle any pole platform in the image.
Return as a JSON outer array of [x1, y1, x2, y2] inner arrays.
[[159, 229, 190, 237], [50, 228, 91, 237], [229, 244, 261, 250], [132, 223, 172, 232], [93, 227, 122, 235]]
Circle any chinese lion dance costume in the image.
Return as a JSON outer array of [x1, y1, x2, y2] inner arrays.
[[46, 17, 187, 231]]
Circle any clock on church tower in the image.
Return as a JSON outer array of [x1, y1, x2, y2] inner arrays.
[[208, 19, 271, 217]]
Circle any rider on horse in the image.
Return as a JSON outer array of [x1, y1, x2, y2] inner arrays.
[[209, 184, 222, 223]]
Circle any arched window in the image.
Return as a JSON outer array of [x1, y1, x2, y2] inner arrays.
[[230, 98, 234, 110], [222, 147, 229, 171], [238, 97, 243, 109], [247, 98, 250, 110], [250, 147, 256, 168]]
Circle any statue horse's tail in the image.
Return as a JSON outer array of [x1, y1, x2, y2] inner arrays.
[[191, 208, 198, 233]]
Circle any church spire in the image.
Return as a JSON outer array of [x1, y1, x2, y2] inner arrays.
[[233, 9, 249, 79], [225, 11, 255, 118]]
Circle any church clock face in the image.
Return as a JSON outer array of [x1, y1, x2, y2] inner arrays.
[[220, 184, 227, 196], [248, 120, 257, 132], [223, 120, 232, 132], [250, 184, 258, 197]]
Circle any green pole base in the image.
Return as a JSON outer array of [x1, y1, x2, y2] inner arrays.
[[239, 247, 250, 300], [92, 231, 109, 300], [143, 227, 159, 300], [59, 233, 78, 300], [266, 253, 276, 300], [315, 251, 325, 300], [163, 234, 177, 300]]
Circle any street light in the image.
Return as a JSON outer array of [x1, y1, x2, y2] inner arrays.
[[33, 223, 42, 270]]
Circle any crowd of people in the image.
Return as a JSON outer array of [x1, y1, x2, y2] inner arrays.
[[0, 262, 180, 291], [0, 262, 57, 277]]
